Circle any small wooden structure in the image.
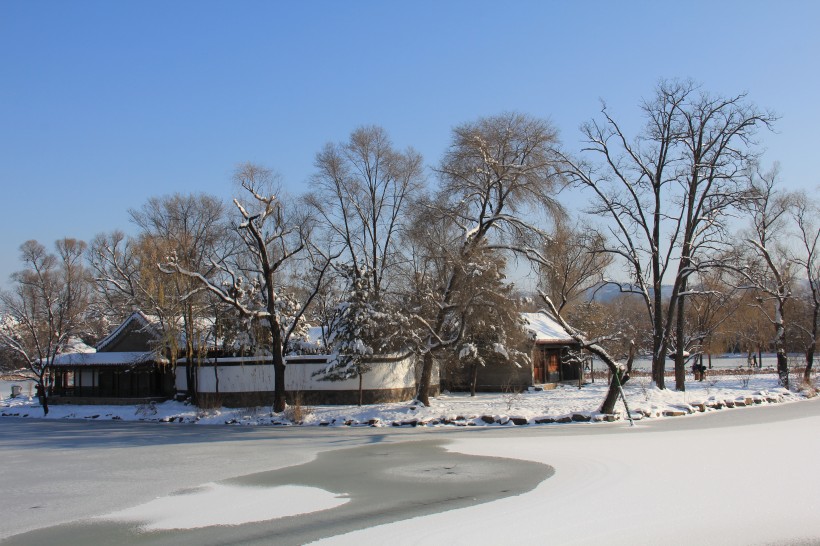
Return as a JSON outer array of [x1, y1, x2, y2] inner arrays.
[[441, 313, 585, 392], [522, 312, 583, 385]]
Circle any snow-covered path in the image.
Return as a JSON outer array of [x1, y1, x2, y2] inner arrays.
[[3, 399, 819, 544]]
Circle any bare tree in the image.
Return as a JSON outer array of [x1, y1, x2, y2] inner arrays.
[[308, 126, 424, 300], [131, 193, 229, 400], [89, 230, 150, 319], [789, 191, 820, 383], [685, 267, 742, 371], [161, 164, 333, 412], [733, 166, 794, 387], [90, 193, 230, 400], [560, 80, 774, 389], [0, 239, 90, 415], [537, 218, 611, 315], [412, 112, 564, 406]]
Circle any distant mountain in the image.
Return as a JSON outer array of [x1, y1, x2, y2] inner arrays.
[[584, 282, 674, 302]]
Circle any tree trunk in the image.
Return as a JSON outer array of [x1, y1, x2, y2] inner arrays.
[[273, 360, 286, 412], [37, 378, 49, 416], [416, 351, 434, 406], [808, 300, 819, 384], [269, 308, 288, 412], [775, 303, 789, 388], [214, 357, 220, 395], [192, 365, 199, 404], [777, 349, 789, 389], [358, 373, 363, 407], [416, 268, 461, 406], [470, 363, 478, 397], [804, 348, 814, 384], [674, 296, 686, 392], [652, 331, 666, 389], [186, 362, 196, 401], [600, 367, 626, 415]]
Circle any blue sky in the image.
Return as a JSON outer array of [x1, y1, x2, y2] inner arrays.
[[1, 0, 818, 286]]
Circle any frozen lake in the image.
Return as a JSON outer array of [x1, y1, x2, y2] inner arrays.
[[2, 399, 820, 545]]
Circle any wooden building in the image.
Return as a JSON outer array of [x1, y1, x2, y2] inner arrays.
[[522, 312, 582, 385], [49, 312, 174, 404], [48, 312, 435, 406], [442, 312, 583, 392]]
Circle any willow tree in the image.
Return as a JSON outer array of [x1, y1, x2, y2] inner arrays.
[[413, 112, 564, 406], [90, 193, 229, 400]]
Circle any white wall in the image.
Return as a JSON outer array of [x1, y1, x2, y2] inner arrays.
[[175, 355, 431, 394]]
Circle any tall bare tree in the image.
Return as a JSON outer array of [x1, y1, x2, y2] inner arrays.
[[733, 166, 794, 387], [308, 126, 424, 300], [161, 164, 333, 412], [560, 81, 774, 389], [791, 191, 820, 383], [131, 193, 228, 399], [0, 239, 90, 415]]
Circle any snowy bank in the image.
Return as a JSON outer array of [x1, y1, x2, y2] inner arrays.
[[1, 373, 809, 427]]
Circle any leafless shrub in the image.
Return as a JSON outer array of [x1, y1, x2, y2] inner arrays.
[[501, 380, 523, 412], [635, 375, 652, 402], [738, 368, 754, 389], [283, 391, 313, 424]]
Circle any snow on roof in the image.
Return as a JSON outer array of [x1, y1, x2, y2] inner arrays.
[[52, 351, 167, 367], [61, 336, 96, 355], [521, 312, 574, 344], [95, 311, 159, 351]]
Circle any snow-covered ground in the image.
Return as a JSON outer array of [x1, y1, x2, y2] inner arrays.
[[101, 483, 349, 531], [1, 372, 805, 427], [319, 400, 820, 546]]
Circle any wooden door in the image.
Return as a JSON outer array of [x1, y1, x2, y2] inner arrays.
[[533, 348, 546, 383], [547, 353, 559, 374]]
